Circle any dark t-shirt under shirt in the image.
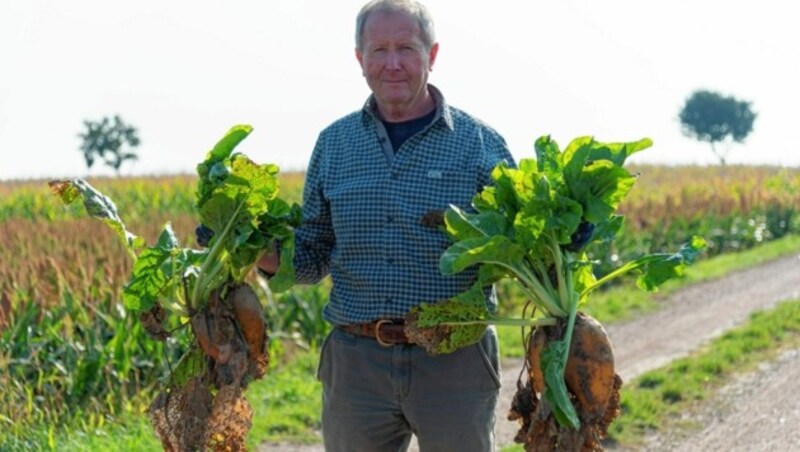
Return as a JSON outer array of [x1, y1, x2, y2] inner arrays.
[[381, 108, 437, 152]]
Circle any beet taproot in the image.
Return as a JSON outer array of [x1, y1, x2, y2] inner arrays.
[[229, 284, 266, 360], [191, 310, 233, 364], [564, 313, 617, 422], [511, 311, 622, 451]]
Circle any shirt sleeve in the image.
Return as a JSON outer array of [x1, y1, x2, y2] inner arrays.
[[293, 132, 335, 284], [477, 127, 516, 190]]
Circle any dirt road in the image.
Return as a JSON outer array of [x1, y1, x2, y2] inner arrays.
[[261, 252, 800, 451], [641, 348, 800, 451]]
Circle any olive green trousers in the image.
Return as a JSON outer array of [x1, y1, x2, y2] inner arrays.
[[317, 327, 501, 452]]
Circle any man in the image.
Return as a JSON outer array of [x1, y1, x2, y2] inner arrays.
[[259, 1, 514, 450]]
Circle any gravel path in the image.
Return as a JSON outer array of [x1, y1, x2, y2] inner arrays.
[[260, 252, 800, 451]]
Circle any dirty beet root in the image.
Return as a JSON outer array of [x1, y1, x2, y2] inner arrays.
[[149, 283, 268, 451], [508, 312, 623, 451]]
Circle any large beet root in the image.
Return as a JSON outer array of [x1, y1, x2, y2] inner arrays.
[[152, 283, 270, 451], [564, 313, 618, 422], [190, 309, 233, 364], [510, 312, 623, 451], [229, 284, 266, 360]]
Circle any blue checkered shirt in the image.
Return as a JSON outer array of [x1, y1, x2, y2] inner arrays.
[[294, 85, 515, 326]]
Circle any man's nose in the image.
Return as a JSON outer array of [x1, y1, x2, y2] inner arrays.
[[386, 51, 401, 69]]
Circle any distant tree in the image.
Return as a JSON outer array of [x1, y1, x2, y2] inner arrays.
[[678, 90, 756, 165], [78, 115, 140, 174]]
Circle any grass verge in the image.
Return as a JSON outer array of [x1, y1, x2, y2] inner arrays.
[[0, 402, 159, 452], [245, 343, 323, 448]]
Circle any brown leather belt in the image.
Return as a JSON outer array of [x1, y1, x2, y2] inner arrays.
[[338, 319, 410, 346]]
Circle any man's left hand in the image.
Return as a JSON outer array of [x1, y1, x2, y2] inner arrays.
[[195, 224, 215, 247], [563, 221, 594, 252]]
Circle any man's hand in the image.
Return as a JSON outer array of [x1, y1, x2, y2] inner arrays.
[[420, 209, 446, 229], [563, 221, 595, 252], [195, 224, 215, 247], [257, 246, 281, 277]]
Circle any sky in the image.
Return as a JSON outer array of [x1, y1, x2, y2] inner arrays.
[[1, 0, 798, 181]]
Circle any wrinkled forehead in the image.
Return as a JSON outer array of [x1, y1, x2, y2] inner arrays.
[[361, 11, 423, 44]]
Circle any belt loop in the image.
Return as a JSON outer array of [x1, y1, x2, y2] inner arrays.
[[374, 319, 393, 347]]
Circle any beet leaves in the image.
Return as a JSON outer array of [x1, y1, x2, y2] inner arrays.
[[406, 135, 707, 429]]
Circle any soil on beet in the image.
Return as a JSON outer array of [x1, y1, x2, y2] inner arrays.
[[149, 283, 268, 451], [508, 313, 622, 451]]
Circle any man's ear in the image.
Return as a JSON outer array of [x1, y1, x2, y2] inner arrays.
[[355, 48, 365, 76], [428, 42, 439, 70]]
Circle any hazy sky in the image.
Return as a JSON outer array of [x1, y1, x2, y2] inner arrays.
[[1, 0, 797, 180]]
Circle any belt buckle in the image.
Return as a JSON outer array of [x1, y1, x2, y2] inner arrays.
[[374, 319, 394, 347]]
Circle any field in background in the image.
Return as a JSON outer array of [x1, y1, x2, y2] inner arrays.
[[1, 164, 799, 447]]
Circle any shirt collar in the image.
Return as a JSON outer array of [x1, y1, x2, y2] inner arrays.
[[361, 84, 455, 131]]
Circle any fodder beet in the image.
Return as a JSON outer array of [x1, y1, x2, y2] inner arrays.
[[510, 312, 622, 451]]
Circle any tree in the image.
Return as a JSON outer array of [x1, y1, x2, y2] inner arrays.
[[78, 115, 141, 174], [678, 90, 756, 165]]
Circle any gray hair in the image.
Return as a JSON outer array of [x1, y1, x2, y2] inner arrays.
[[355, 0, 436, 52]]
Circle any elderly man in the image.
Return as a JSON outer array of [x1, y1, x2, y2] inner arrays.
[[259, 1, 514, 450]]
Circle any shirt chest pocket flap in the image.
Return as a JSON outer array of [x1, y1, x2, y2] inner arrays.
[[414, 170, 476, 212]]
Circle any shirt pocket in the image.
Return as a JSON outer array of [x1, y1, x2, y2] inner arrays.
[[415, 170, 477, 213]]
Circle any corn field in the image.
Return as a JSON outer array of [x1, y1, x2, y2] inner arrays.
[[1, 165, 799, 447]]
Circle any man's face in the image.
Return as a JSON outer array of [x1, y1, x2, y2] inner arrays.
[[356, 11, 438, 113]]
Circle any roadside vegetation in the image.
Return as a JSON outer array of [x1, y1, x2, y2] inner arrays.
[[1, 165, 799, 449], [609, 298, 800, 446]]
